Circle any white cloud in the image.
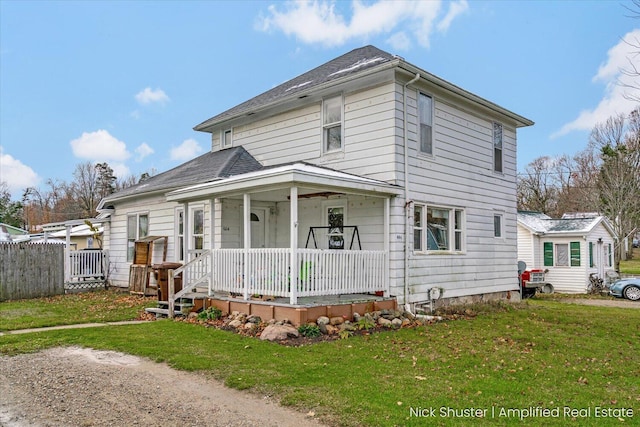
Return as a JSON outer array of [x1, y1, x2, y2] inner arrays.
[[134, 143, 154, 162], [170, 139, 203, 162], [387, 32, 411, 51], [109, 162, 130, 180], [135, 87, 170, 105], [70, 130, 131, 162], [0, 146, 39, 196], [552, 29, 640, 138], [257, 0, 466, 49], [436, 0, 468, 33]]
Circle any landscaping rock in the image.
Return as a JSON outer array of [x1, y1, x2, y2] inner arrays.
[[228, 319, 243, 328], [260, 324, 300, 341], [391, 318, 403, 327], [329, 316, 344, 326], [316, 316, 330, 326], [378, 317, 392, 326]]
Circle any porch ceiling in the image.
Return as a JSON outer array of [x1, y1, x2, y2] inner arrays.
[[166, 162, 402, 202]]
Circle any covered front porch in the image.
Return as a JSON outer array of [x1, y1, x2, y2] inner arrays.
[[166, 163, 402, 306]]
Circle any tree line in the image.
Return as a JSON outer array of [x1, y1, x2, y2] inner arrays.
[[517, 108, 640, 264], [0, 162, 148, 232]]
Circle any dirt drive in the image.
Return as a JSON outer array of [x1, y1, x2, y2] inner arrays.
[[0, 346, 325, 427]]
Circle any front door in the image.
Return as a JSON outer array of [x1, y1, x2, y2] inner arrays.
[[250, 208, 267, 248]]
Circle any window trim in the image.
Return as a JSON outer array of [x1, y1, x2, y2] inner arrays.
[[493, 122, 503, 173], [221, 129, 233, 148], [126, 212, 149, 262], [413, 203, 465, 254], [175, 207, 184, 262], [322, 94, 343, 154], [190, 205, 205, 253], [418, 92, 434, 156], [493, 213, 503, 238]]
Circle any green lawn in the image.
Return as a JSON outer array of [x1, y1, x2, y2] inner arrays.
[[1, 297, 638, 426], [0, 290, 156, 331], [620, 247, 640, 275]]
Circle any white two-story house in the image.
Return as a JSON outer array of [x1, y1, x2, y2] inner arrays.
[[98, 45, 533, 315]]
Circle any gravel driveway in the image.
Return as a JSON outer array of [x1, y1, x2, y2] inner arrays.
[[0, 347, 325, 427]]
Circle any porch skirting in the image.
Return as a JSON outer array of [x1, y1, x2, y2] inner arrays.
[[205, 293, 397, 326]]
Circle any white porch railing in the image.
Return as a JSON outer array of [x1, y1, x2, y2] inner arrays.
[[67, 249, 108, 283], [210, 248, 387, 303]]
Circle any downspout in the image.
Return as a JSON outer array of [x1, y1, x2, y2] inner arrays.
[[403, 73, 420, 310]]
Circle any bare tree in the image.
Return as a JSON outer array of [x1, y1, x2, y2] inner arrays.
[[591, 108, 640, 265], [620, 0, 640, 101], [71, 162, 100, 217], [517, 156, 559, 214]]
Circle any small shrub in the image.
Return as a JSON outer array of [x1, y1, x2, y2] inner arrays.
[[298, 323, 321, 338], [355, 317, 375, 331], [338, 329, 353, 340], [197, 306, 222, 321]]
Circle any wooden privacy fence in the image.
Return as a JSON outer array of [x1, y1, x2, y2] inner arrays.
[[0, 242, 65, 301]]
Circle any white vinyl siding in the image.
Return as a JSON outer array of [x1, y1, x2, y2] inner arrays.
[[108, 196, 211, 288]]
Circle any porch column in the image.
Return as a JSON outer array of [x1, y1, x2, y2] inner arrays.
[[183, 201, 189, 262], [384, 197, 390, 297], [290, 186, 298, 305], [243, 193, 251, 300]]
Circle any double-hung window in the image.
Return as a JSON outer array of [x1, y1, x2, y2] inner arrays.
[[544, 242, 580, 267], [176, 209, 184, 262], [192, 207, 204, 251], [493, 122, 503, 173], [127, 213, 149, 262], [418, 93, 433, 155], [323, 95, 342, 152], [414, 204, 464, 252]]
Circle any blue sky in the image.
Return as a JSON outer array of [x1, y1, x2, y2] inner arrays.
[[1, 0, 638, 199]]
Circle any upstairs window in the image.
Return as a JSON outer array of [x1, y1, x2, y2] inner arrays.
[[418, 93, 433, 155], [493, 122, 503, 173], [222, 129, 232, 148], [323, 95, 342, 152]]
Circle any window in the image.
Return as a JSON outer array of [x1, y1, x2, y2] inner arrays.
[[323, 95, 342, 152], [589, 241, 594, 268], [326, 206, 344, 249], [127, 213, 149, 262], [544, 241, 581, 267], [493, 214, 502, 238], [493, 122, 503, 173], [413, 204, 464, 252], [607, 243, 613, 267], [418, 93, 433, 155], [176, 209, 184, 262], [222, 129, 232, 148], [192, 207, 204, 251], [414, 205, 423, 251], [555, 244, 569, 266]]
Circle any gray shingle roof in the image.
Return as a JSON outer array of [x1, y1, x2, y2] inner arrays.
[[194, 45, 397, 131], [100, 147, 262, 205], [518, 211, 602, 234]]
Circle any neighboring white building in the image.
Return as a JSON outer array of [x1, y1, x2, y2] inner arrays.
[[98, 45, 533, 309], [517, 211, 617, 293]]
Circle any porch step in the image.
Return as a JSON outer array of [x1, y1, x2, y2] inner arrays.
[[145, 307, 183, 317]]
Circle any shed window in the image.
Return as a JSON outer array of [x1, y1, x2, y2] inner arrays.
[[555, 244, 569, 266]]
